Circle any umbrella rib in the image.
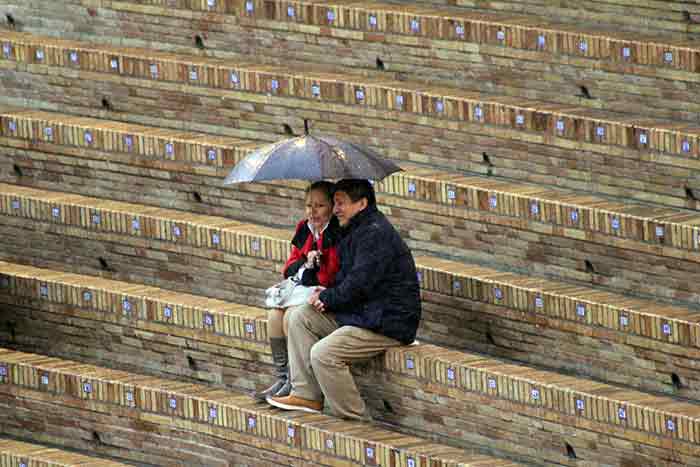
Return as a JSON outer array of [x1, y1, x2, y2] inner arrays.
[[254, 137, 305, 180], [345, 141, 397, 172]]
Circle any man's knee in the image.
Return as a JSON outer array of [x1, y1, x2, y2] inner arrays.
[[310, 337, 347, 372], [285, 304, 313, 330], [310, 340, 331, 371], [282, 306, 293, 330]]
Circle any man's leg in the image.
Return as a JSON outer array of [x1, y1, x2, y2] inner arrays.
[[285, 303, 339, 402], [310, 326, 402, 420]]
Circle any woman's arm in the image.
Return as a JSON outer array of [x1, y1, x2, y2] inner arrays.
[[315, 245, 340, 287], [282, 244, 306, 278]]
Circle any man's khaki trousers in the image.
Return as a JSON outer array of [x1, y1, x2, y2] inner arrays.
[[284, 303, 402, 420]]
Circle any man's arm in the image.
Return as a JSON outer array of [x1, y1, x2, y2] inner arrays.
[[319, 226, 391, 310]]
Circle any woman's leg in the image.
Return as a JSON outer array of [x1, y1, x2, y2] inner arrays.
[[269, 308, 285, 339], [282, 308, 289, 337], [255, 308, 289, 400]]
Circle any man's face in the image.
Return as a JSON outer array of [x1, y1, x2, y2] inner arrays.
[[333, 191, 368, 227]]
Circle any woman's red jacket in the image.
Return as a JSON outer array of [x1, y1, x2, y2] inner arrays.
[[282, 217, 341, 287]]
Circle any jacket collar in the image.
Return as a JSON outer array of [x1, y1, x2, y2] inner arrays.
[[292, 216, 341, 249], [307, 220, 329, 240]]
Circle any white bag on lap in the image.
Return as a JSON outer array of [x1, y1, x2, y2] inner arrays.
[[265, 268, 316, 308]]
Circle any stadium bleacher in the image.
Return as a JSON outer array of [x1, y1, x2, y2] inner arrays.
[[1, 0, 700, 465]]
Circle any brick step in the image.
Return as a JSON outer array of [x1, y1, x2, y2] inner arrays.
[[1, 30, 697, 161], [3, 105, 700, 215], [1, 264, 699, 466], [2, 36, 698, 211], [2, 107, 700, 252], [2, 184, 700, 396], [8, 0, 700, 126], [126, 0, 700, 38], [27, 0, 700, 75], [1, 392, 308, 467], [233, 0, 700, 121], [2, 39, 699, 210], [237, 0, 700, 68], [448, 0, 700, 37], [0, 347, 521, 467], [4, 129, 700, 307], [1, 187, 700, 396], [3, 158, 700, 281], [1, 249, 697, 398], [0, 438, 130, 467], [0, 107, 254, 169]]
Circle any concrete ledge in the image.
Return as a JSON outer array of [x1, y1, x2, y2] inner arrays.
[[0, 347, 521, 467], [0, 437, 130, 467]]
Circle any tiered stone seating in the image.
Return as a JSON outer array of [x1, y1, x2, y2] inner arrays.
[[125, 0, 700, 37], [2, 1, 700, 465], [0, 438, 130, 467], [0, 348, 514, 467], [9, 0, 700, 38], [4, 29, 700, 295], [444, 0, 700, 37], [1, 262, 700, 466], [3, 107, 700, 248], [2, 182, 700, 399], [2, 31, 699, 212], [6, 1, 700, 125], [3, 105, 700, 304]]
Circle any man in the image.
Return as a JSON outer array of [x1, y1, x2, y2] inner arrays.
[[267, 179, 421, 420]]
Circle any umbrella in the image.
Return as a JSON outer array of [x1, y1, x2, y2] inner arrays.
[[223, 122, 402, 185]]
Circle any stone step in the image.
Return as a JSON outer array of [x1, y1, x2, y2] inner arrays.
[[0, 107, 255, 169], [0, 347, 521, 467], [237, 0, 700, 68], [1, 30, 696, 162], [448, 0, 700, 38], [1, 263, 699, 465], [5, 109, 700, 311], [1, 183, 700, 395], [3, 31, 700, 210], [7, 0, 700, 126], [2, 107, 700, 253], [4, 110, 700, 304], [0, 437, 130, 467]]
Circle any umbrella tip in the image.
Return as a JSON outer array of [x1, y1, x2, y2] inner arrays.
[[304, 119, 310, 135]]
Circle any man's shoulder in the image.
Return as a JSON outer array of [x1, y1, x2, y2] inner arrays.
[[350, 214, 400, 248], [357, 210, 391, 231]]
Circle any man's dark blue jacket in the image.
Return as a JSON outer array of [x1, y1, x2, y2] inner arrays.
[[319, 205, 421, 345]]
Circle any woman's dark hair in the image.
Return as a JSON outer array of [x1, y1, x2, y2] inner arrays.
[[334, 179, 376, 207], [305, 181, 335, 204]]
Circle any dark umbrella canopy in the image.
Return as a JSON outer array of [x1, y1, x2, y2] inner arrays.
[[223, 135, 402, 185]]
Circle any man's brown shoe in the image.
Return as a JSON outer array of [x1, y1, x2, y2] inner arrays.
[[266, 394, 322, 413]]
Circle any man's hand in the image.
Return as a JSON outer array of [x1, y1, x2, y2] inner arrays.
[[308, 286, 326, 312]]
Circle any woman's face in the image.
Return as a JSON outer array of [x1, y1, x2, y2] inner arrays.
[[305, 189, 333, 230]]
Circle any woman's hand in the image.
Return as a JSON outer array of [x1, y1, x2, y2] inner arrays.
[[304, 250, 322, 268]]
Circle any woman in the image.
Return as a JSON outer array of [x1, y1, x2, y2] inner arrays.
[[257, 180, 341, 400]]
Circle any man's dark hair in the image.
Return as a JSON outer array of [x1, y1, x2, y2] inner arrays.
[[334, 179, 376, 207], [306, 181, 336, 204]]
